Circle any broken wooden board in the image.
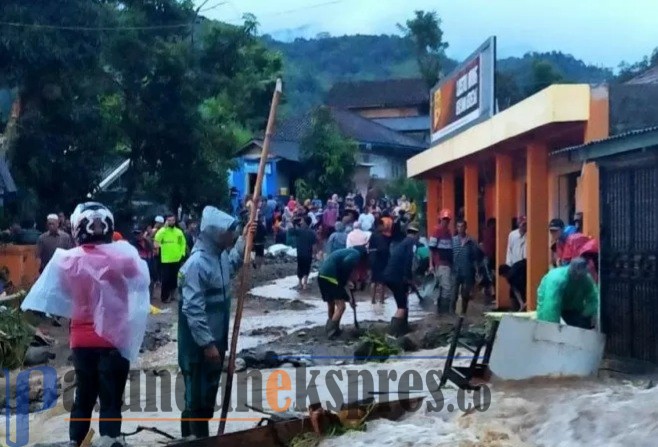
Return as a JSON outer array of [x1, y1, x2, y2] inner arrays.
[[169, 397, 424, 447]]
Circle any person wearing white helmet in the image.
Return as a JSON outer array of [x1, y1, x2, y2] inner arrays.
[[22, 202, 151, 447]]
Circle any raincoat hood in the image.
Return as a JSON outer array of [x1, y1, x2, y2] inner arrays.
[[195, 206, 236, 254]]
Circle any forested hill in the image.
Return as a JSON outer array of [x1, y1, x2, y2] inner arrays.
[[264, 34, 613, 112]]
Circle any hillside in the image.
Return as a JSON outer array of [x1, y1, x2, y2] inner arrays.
[[264, 34, 614, 112]]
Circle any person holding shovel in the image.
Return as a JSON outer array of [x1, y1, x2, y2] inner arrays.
[[177, 206, 254, 439], [383, 223, 420, 337], [318, 246, 368, 338]]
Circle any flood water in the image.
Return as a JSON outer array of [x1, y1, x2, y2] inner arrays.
[[5, 275, 654, 446]]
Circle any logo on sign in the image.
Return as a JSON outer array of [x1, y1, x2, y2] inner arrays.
[[4, 366, 58, 447]]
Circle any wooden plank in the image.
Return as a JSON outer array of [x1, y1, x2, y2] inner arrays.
[[171, 397, 424, 447]]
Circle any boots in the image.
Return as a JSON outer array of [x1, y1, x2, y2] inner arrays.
[[326, 319, 341, 339], [387, 316, 409, 338]]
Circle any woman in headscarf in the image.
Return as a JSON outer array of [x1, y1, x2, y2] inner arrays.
[[346, 221, 371, 290], [325, 221, 347, 256]]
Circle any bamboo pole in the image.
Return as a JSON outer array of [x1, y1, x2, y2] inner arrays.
[[218, 78, 283, 435]]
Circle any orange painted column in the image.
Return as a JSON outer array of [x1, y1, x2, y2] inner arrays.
[[580, 85, 608, 241], [425, 178, 440, 234], [526, 142, 549, 311], [581, 163, 600, 240], [441, 172, 455, 229], [495, 154, 513, 309], [464, 163, 479, 239], [484, 182, 495, 220]]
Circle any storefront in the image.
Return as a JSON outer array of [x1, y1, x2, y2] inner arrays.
[[407, 84, 609, 310]]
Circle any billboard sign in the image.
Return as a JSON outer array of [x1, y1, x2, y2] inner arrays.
[[430, 36, 496, 144]]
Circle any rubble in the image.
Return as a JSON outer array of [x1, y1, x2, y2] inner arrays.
[[265, 244, 297, 259], [140, 321, 172, 353]]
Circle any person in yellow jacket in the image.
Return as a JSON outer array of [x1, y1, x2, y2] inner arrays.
[[154, 213, 186, 303]]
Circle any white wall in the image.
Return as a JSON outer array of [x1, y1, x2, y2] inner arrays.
[[357, 152, 406, 181]]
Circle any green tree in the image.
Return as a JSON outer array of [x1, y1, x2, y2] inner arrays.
[[0, 0, 115, 220], [101, 4, 280, 213], [495, 71, 522, 110], [299, 106, 357, 199], [526, 60, 564, 96], [398, 10, 449, 87]]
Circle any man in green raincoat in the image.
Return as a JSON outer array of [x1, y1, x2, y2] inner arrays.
[[177, 206, 251, 438], [536, 257, 598, 329]]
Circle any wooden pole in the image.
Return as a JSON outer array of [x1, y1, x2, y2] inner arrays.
[[218, 78, 283, 435]]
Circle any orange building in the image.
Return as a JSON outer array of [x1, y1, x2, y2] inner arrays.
[[407, 84, 609, 310]]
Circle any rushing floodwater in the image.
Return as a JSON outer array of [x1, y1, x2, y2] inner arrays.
[[5, 275, 654, 446]]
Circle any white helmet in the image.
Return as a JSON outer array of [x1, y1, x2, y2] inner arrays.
[[70, 202, 114, 245]]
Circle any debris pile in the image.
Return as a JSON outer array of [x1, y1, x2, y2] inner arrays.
[[140, 320, 172, 352], [265, 244, 297, 259], [0, 306, 34, 370]]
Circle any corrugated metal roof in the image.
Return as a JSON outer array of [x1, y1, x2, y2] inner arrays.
[[550, 126, 658, 157]]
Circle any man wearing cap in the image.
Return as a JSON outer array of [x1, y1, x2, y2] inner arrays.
[[549, 218, 577, 267], [383, 223, 420, 336], [429, 209, 454, 313], [536, 257, 598, 329], [36, 214, 74, 274]]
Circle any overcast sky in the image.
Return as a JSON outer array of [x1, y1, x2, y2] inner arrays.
[[197, 0, 657, 68]]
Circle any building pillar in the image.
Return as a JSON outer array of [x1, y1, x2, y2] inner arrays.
[[464, 163, 479, 238], [426, 179, 440, 234], [526, 142, 549, 311], [484, 182, 495, 220], [515, 178, 526, 217], [581, 162, 600, 240], [579, 85, 607, 241], [495, 154, 513, 309], [441, 172, 455, 229], [548, 173, 558, 222]]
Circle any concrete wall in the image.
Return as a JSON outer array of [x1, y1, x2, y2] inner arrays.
[[358, 152, 406, 180]]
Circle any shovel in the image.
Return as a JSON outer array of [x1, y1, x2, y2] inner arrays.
[[349, 289, 359, 330]]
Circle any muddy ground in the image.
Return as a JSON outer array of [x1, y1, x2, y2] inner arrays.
[[25, 254, 488, 373]]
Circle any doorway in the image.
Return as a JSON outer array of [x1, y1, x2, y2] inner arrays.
[[248, 173, 257, 196]]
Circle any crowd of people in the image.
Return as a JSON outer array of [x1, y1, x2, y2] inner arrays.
[[244, 189, 601, 338], [10, 192, 601, 446]]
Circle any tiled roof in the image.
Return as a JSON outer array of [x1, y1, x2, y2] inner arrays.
[[240, 106, 428, 162], [329, 108, 426, 151], [626, 66, 658, 85], [372, 116, 430, 132], [326, 78, 429, 109]]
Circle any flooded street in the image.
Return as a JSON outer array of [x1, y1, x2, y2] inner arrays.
[[7, 272, 654, 446]]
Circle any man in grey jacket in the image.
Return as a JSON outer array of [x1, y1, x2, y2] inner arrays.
[[177, 206, 250, 438]]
